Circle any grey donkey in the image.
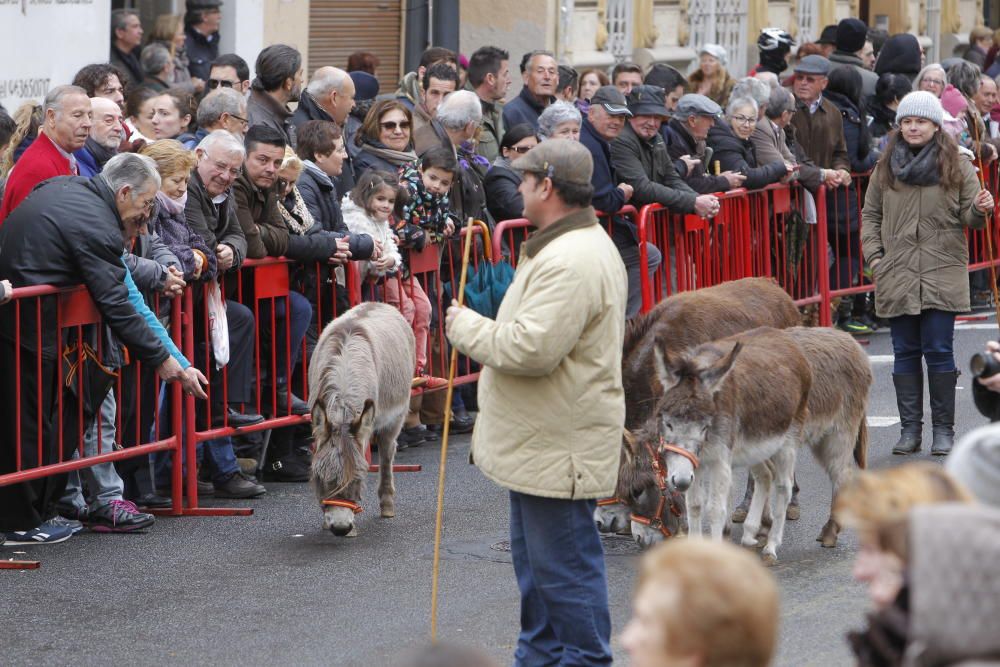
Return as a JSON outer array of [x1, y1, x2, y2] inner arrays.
[[308, 302, 415, 536]]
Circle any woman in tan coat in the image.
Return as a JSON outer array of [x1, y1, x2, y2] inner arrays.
[[862, 91, 994, 456]]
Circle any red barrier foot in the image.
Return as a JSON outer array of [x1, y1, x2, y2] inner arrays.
[[957, 314, 989, 321], [369, 464, 422, 473], [0, 559, 40, 570]]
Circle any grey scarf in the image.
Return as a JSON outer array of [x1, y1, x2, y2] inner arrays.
[[891, 139, 940, 186], [360, 141, 417, 167]]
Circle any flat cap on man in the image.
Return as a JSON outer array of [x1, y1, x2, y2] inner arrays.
[[675, 93, 722, 118], [511, 138, 594, 187], [590, 85, 633, 117], [627, 85, 669, 117], [186, 0, 223, 9], [794, 54, 831, 75]]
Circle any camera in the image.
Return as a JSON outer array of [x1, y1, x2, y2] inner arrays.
[[971, 351, 1000, 379], [971, 345, 1000, 422]]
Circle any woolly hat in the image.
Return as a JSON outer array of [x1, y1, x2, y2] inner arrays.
[[836, 18, 868, 53], [947, 423, 1000, 508], [939, 84, 967, 118], [895, 90, 944, 126], [700, 44, 728, 67]]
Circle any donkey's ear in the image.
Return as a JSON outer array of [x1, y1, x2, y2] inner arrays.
[[699, 341, 741, 394], [622, 428, 638, 465], [356, 399, 375, 442], [653, 345, 681, 389]]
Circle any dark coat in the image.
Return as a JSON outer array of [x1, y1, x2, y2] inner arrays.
[[109, 43, 144, 88], [789, 96, 851, 171], [183, 26, 219, 82], [232, 170, 341, 262], [185, 169, 247, 272], [829, 51, 878, 100], [501, 86, 552, 132], [296, 163, 374, 260], [825, 90, 879, 234], [0, 175, 170, 366], [247, 89, 296, 147], [707, 120, 787, 189], [484, 161, 524, 222], [610, 122, 698, 212], [663, 118, 732, 194], [580, 116, 631, 244], [290, 93, 356, 195]]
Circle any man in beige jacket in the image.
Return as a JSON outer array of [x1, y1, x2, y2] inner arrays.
[[446, 139, 627, 666]]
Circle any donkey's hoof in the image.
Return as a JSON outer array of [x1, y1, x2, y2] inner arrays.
[[731, 506, 748, 524], [380, 508, 395, 518], [786, 503, 801, 521], [818, 521, 839, 547], [761, 552, 778, 567]]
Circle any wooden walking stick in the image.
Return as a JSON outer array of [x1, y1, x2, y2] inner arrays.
[[429, 217, 477, 641]]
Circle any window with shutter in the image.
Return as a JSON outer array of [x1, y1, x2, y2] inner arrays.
[[308, 1, 404, 90]]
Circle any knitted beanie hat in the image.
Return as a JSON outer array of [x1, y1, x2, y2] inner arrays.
[[946, 423, 1000, 508], [896, 90, 945, 126]]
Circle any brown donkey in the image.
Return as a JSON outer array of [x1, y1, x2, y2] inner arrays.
[[650, 328, 812, 564], [595, 278, 801, 534]]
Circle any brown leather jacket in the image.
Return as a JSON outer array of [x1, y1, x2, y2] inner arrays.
[[789, 96, 850, 172]]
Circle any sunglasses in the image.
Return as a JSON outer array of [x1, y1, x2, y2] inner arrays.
[[207, 79, 238, 90], [510, 145, 533, 154], [380, 120, 411, 131]]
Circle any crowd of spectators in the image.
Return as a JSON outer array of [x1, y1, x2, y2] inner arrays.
[[3, 3, 1000, 663]]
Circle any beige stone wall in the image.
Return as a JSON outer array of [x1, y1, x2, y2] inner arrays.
[[460, 0, 557, 100], [264, 0, 312, 71]]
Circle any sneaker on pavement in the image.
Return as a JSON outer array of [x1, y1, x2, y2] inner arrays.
[[214, 471, 267, 499], [48, 514, 85, 535], [4, 522, 74, 545], [837, 317, 874, 335], [87, 500, 155, 533]]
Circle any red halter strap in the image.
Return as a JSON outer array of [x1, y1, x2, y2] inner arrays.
[[659, 438, 700, 469], [321, 498, 364, 514]]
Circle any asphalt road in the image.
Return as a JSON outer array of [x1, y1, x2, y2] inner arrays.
[[2, 317, 997, 667]]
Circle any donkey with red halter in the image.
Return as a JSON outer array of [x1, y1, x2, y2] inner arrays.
[[634, 326, 869, 563], [309, 302, 415, 537], [595, 278, 802, 535]]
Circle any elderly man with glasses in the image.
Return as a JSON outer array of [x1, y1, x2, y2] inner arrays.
[[183, 87, 249, 149]]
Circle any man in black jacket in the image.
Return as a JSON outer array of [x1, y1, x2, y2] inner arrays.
[[0, 154, 206, 542], [291, 67, 357, 194], [664, 94, 746, 193], [186, 130, 269, 500], [184, 0, 222, 82], [109, 9, 144, 88]]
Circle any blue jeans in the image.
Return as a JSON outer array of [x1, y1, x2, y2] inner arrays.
[[509, 491, 612, 667], [889, 309, 957, 374], [152, 382, 240, 486], [61, 391, 125, 511]]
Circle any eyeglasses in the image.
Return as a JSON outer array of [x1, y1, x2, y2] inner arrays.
[[207, 79, 238, 90], [212, 160, 242, 178], [923, 78, 945, 87], [731, 115, 756, 126], [229, 113, 249, 127], [380, 120, 411, 131], [510, 145, 534, 154]]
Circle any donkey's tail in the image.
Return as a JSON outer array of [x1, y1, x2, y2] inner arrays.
[[853, 416, 868, 470]]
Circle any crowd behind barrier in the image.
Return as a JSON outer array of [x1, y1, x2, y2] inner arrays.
[[638, 161, 1000, 321], [5, 164, 1000, 509]]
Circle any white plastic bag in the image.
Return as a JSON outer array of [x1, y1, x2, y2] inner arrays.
[[206, 280, 230, 369]]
